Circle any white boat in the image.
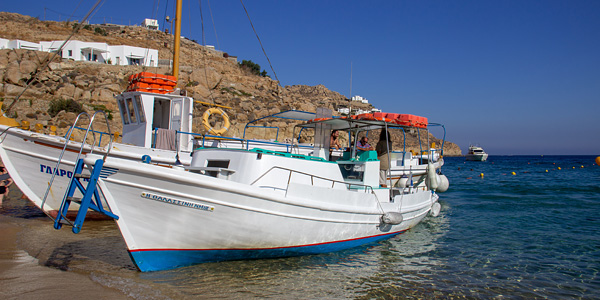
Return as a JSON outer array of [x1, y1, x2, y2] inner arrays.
[[0, 86, 328, 217], [53, 113, 447, 271], [465, 144, 488, 161], [0, 87, 449, 218], [0, 0, 448, 218]]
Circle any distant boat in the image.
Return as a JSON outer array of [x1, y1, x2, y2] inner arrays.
[[465, 145, 488, 161]]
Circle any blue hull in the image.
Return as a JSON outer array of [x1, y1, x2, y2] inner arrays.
[[130, 230, 407, 272]]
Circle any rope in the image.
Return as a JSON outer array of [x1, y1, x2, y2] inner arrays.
[[5, 0, 105, 115], [162, 0, 170, 34], [207, 0, 220, 50], [239, 0, 280, 84], [69, 0, 85, 22], [198, 0, 217, 105]]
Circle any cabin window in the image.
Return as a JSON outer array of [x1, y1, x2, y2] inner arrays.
[[135, 95, 146, 123], [338, 163, 365, 181], [68, 50, 72, 57], [126, 98, 137, 124], [119, 99, 130, 125], [172, 101, 182, 117], [206, 160, 229, 178]]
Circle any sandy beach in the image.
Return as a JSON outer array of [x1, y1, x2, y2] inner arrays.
[[0, 195, 130, 299]]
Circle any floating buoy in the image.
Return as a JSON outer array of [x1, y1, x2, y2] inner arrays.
[[545, 170, 548, 172], [572, 166, 575, 169], [558, 167, 561, 170], [511, 172, 516, 175], [479, 173, 484, 178], [581, 165, 584, 168], [596, 156, 600, 166]]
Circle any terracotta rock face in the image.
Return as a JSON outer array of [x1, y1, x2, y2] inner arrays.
[[0, 12, 461, 156]]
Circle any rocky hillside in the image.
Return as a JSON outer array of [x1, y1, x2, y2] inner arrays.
[[0, 12, 462, 156]]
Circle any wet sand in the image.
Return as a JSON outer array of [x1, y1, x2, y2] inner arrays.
[[0, 203, 130, 299]]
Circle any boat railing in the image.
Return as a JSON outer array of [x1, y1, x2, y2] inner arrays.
[[427, 123, 446, 157], [42, 110, 113, 221], [243, 125, 280, 141], [251, 165, 375, 196], [64, 125, 113, 147], [165, 129, 313, 153]]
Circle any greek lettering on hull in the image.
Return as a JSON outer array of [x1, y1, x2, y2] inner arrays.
[[141, 192, 214, 212]]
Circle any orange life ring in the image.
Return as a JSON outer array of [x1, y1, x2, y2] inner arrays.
[[202, 108, 230, 135]]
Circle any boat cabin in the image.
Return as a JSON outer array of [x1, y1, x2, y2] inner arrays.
[[116, 90, 194, 152]]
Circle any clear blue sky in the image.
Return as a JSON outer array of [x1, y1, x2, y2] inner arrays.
[[4, 0, 600, 155]]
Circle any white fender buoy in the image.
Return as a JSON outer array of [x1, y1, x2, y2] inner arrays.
[[430, 202, 441, 217], [381, 212, 403, 225], [425, 163, 439, 190], [436, 174, 450, 192]]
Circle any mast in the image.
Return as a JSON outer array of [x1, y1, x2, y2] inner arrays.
[[173, 0, 182, 80]]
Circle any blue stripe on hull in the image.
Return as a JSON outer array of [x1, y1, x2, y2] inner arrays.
[[130, 230, 407, 272]]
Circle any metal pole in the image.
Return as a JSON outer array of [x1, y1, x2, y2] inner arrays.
[[172, 0, 182, 80]]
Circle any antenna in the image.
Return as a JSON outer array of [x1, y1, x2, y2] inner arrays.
[[349, 61, 353, 115]]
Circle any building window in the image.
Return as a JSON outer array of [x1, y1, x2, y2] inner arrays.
[[93, 54, 98, 61], [68, 50, 72, 57]]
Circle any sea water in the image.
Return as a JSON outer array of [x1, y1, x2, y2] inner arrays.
[[0, 155, 599, 299]]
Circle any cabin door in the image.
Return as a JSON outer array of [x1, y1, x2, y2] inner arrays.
[[152, 98, 171, 129]]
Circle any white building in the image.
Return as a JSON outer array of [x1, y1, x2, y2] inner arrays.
[[8, 39, 41, 51], [8, 39, 159, 67], [0, 38, 9, 49], [110, 45, 158, 66], [142, 19, 159, 30], [351, 95, 369, 104], [41, 40, 109, 63], [337, 107, 350, 115]]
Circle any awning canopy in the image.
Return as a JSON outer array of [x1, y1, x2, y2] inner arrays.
[[126, 54, 147, 59], [265, 110, 316, 121], [298, 117, 424, 132], [80, 46, 108, 53], [245, 110, 316, 126]]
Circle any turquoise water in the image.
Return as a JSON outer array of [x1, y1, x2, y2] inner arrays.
[[1, 155, 599, 298], [434, 155, 600, 298]]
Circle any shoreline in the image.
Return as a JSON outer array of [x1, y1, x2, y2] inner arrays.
[[0, 201, 130, 299]]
